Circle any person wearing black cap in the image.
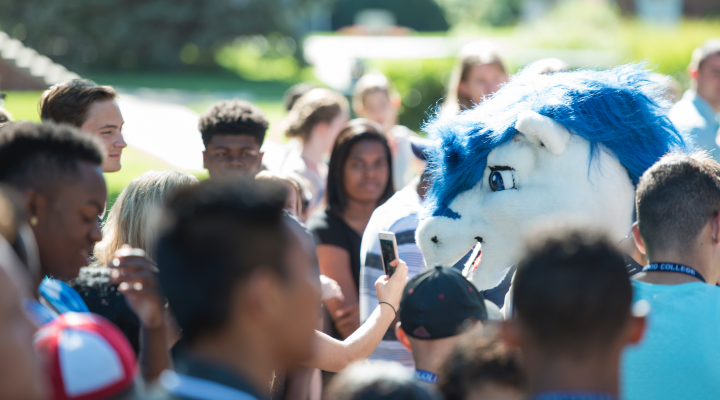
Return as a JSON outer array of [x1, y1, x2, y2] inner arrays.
[[395, 266, 488, 384]]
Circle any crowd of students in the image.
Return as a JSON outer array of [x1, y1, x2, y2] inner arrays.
[[0, 37, 719, 400]]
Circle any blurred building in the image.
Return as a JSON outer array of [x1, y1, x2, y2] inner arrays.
[[331, 0, 449, 33]]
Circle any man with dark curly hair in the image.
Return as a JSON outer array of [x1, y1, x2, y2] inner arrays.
[[199, 99, 269, 178]]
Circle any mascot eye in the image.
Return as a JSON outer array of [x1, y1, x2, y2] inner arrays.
[[489, 169, 515, 192]]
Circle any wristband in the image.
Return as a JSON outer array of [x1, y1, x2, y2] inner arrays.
[[379, 301, 397, 316]]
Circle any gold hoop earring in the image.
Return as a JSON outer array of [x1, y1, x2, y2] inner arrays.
[[30, 216, 38, 226]]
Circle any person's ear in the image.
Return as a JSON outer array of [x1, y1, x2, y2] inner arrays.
[[313, 121, 329, 140], [457, 81, 469, 97], [23, 189, 47, 228], [711, 213, 720, 245], [500, 320, 522, 348], [395, 323, 412, 352], [353, 101, 365, 117], [242, 269, 285, 326], [631, 221, 646, 255], [689, 67, 699, 82], [202, 151, 208, 169], [626, 315, 646, 346], [390, 95, 402, 110]]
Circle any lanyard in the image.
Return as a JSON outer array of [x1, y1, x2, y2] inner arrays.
[[159, 370, 259, 400], [534, 392, 617, 400], [413, 369, 438, 384], [642, 263, 706, 283]]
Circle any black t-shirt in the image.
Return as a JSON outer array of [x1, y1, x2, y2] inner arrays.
[[307, 209, 362, 290], [66, 266, 141, 355]]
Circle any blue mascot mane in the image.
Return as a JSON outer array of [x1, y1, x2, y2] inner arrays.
[[423, 64, 690, 219]]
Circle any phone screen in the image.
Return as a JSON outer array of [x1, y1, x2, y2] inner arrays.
[[380, 238, 397, 277]]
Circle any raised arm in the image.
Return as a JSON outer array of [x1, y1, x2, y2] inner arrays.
[[301, 259, 408, 372]]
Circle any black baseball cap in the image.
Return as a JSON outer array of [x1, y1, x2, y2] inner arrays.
[[399, 266, 487, 340]]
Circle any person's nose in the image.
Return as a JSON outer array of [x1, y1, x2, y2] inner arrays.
[[363, 165, 379, 179], [116, 133, 127, 149], [90, 221, 102, 243], [228, 153, 244, 165]]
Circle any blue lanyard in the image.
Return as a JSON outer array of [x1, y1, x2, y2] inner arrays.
[[534, 392, 617, 400], [642, 263, 706, 283], [413, 369, 438, 384]]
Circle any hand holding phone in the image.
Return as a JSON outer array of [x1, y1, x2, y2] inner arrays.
[[378, 232, 399, 277], [375, 258, 408, 313]]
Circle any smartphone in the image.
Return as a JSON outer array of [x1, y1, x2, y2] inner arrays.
[[378, 231, 399, 277]]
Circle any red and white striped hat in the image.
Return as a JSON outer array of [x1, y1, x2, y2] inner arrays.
[[34, 312, 137, 400]]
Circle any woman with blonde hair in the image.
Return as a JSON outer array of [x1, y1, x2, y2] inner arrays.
[[444, 40, 509, 116], [69, 170, 198, 379], [93, 170, 199, 267]]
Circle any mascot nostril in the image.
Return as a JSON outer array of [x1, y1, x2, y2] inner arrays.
[[417, 64, 688, 292]]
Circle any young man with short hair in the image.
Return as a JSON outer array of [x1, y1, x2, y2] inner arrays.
[[39, 79, 127, 172], [199, 99, 269, 178], [503, 230, 645, 400], [669, 39, 720, 161], [395, 266, 488, 384], [624, 152, 720, 399], [153, 179, 321, 399]]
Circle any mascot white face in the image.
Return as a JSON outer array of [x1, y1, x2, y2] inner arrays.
[[417, 66, 687, 292], [417, 110, 635, 290]]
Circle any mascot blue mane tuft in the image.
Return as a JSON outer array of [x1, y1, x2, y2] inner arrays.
[[423, 64, 690, 219]]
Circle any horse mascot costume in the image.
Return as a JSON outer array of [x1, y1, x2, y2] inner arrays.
[[416, 64, 688, 308]]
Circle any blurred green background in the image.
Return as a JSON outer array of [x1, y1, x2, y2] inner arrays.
[[2, 0, 719, 204]]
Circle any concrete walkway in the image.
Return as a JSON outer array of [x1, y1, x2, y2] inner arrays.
[[116, 93, 205, 172]]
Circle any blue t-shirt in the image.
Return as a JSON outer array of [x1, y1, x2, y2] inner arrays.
[[621, 280, 720, 400]]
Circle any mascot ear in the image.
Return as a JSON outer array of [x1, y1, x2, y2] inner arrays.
[[515, 110, 571, 156]]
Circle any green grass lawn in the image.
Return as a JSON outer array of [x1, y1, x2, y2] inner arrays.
[[104, 148, 209, 207], [3, 91, 43, 122]]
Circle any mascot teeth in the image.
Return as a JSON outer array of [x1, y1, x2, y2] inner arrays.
[[416, 64, 689, 292]]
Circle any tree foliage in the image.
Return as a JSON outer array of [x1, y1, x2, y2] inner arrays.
[[0, 0, 320, 72]]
